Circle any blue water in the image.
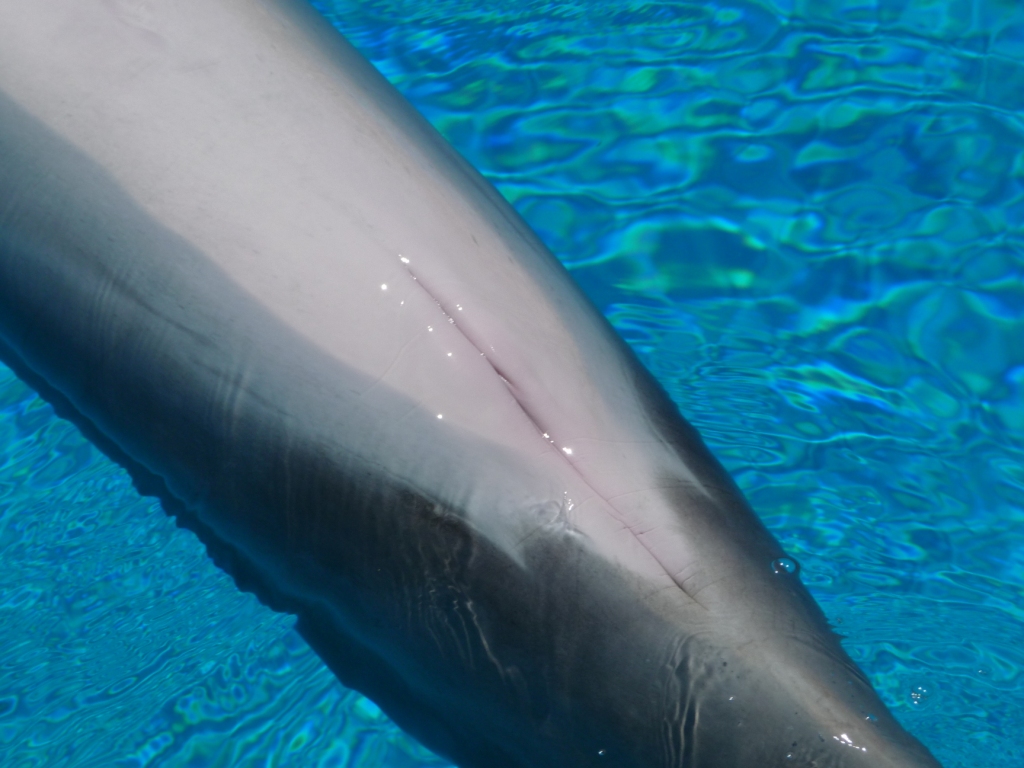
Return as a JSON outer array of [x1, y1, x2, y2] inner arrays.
[[1, 0, 1022, 766]]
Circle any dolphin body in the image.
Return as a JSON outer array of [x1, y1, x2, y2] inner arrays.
[[0, 2, 941, 766]]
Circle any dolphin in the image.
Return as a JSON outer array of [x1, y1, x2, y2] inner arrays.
[[0, 1, 942, 766]]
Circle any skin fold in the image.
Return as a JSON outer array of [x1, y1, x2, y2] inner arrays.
[[0, 1, 942, 766]]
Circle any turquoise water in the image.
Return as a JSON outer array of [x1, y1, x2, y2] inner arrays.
[[2, 0, 1022, 766]]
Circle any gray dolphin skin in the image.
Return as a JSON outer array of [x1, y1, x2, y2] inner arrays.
[[0, 2, 942, 766]]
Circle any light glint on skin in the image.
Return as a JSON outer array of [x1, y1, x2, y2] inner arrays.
[[381, 284, 387, 290], [833, 734, 868, 753], [437, 414, 443, 419], [562, 447, 573, 455]]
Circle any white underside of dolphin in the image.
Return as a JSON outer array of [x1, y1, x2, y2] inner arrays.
[[0, 1, 941, 766]]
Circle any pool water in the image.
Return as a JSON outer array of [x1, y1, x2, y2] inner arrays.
[[1, 0, 1022, 766]]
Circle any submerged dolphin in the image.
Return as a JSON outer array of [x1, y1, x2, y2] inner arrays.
[[0, 1, 941, 766]]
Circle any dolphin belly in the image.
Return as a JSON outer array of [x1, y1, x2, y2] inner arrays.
[[0, 1, 942, 766]]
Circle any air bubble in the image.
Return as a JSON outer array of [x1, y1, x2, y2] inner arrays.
[[771, 557, 798, 575], [910, 684, 933, 708]]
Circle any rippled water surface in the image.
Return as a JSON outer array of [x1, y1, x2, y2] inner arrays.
[[2, 1, 1022, 766]]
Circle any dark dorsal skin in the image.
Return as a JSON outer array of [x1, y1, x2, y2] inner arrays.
[[0, 2, 941, 766]]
